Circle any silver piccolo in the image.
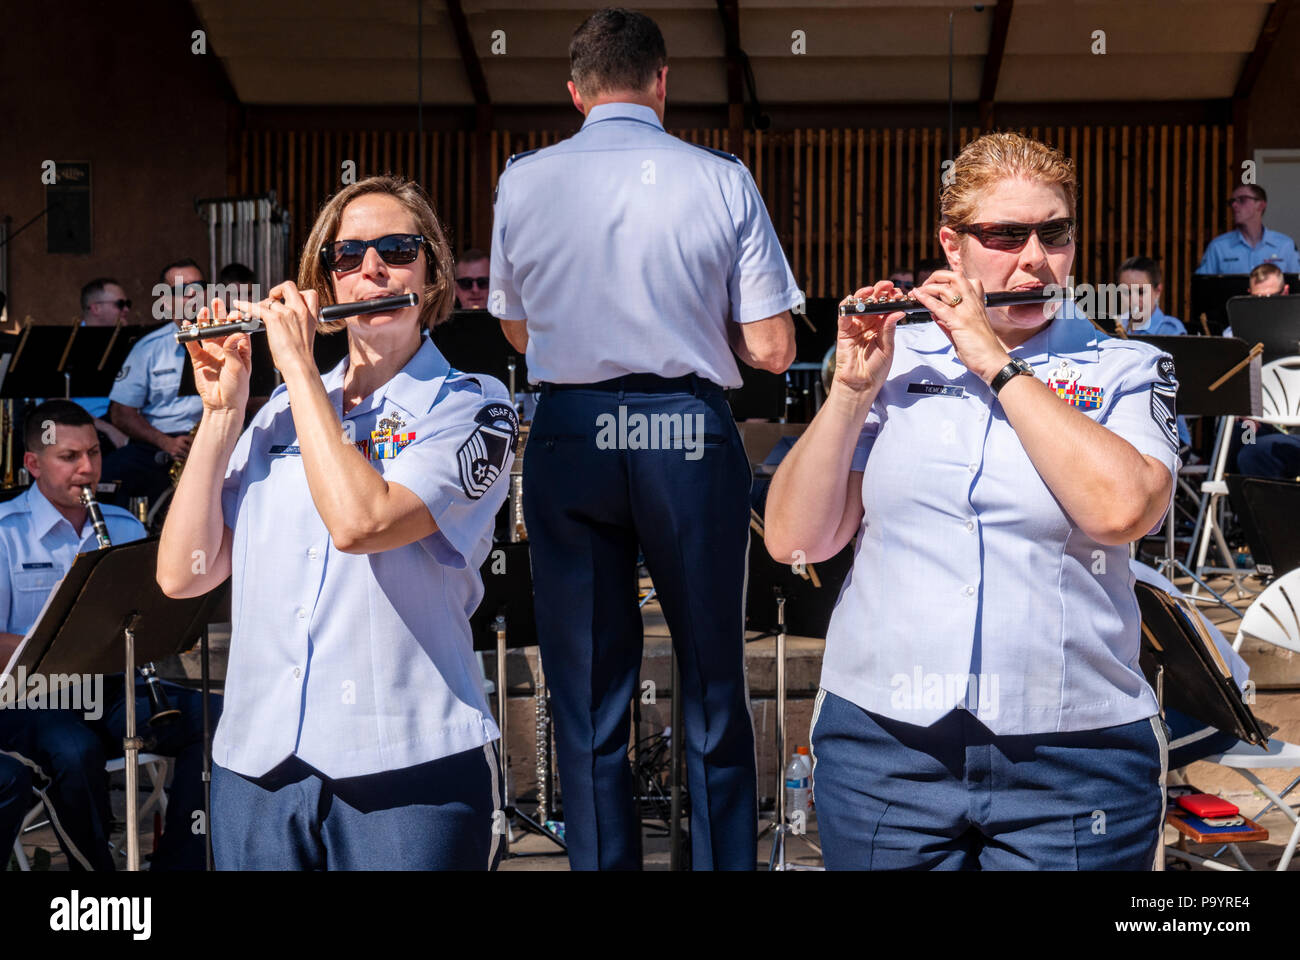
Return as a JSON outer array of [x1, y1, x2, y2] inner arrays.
[[175, 292, 419, 343], [838, 287, 1065, 324]]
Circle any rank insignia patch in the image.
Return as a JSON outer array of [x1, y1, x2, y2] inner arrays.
[[457, 402, 518, 499]]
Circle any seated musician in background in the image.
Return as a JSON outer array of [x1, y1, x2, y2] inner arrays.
[[766, 132, 1179, 870], [1116, 256, 1185, 335], [71, 277, 132, 453], [1197, 184, 1300, 275], [0, 400, 216, 870], [888, 269, 914, 292], [1248, 260, 1289, 298], [1, 753, 33, 867], [103, 259, 206, 506], [454, 247, 490, 310], [157, 175, 512, 870]]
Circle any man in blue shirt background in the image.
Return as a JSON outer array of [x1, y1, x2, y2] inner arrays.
[[1197, 184, 1300, 275]]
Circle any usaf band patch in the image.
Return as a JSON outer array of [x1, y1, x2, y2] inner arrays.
[[1150, 355, 1178, 450], [457, 402, 518, 500]]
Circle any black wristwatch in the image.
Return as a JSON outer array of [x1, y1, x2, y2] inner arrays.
[[989, 357, 1035, 396]]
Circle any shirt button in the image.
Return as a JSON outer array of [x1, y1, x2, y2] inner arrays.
[[962, 585, 975, 597], [296, 607, 306, 621], [293, 667, 301, 678], [307, 547, 319, 560], [968, 463, 978, 474], [965, 520, 975, 532]]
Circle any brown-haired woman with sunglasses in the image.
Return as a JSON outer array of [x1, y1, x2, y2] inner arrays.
[[156, 175, 516, 870], [765, 133, 1180, 871]]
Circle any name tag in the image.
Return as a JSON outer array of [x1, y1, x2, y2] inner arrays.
[[151, 367, 180, 377], [21, 562, 54, 570], [269, 444, 301, 457], [907, 382, 965, 398]]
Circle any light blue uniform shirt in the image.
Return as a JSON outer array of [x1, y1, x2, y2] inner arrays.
[[1121, 306, 1185, 336], [821, 307, 1181, 736], [70, 397, 110, 420], [0, 484, 144, 635], [1196, 227, 1300, 275], [107, 323, 203, 435], [216, 337, 513, 780], [489, 102, 803, 388]]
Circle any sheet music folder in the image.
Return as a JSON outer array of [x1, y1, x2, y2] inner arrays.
[[1135, 581, 1268, 747], [3, 538, 227, 693]]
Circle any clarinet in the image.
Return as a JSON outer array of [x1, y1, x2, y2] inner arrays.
[[79, 487, 181, 728]]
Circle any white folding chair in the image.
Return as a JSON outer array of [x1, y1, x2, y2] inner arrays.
[[11, 753, 171, 871], [1189, 569, 1300, 871], [1190, 357, 1300, 604]]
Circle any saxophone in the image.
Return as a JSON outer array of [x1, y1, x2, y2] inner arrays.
[[168, 423, 200, 486]]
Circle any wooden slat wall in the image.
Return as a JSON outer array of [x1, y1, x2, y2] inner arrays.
[[235, 124, 1233, 322]]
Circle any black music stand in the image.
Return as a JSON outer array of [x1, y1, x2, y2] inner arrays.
[[1225, 475, 1300, 581], [1135, 581, 1267, 746], [0, 323, 142, 401], [469, 541, 564, 854], [745, 515, 854, 870], [434, 309, 528, 396], [1192, 275, 1252, 335], [1133, 335, 1260, 610], [4, 538, 225, 870], [1225, 294, 1300, 364]]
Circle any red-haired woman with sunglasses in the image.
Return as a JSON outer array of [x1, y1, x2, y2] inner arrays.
[[765, 133, 1180, 871], [157, 175, 516, 870]]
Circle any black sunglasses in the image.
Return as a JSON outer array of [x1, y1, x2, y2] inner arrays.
[[456, 276, 489, 290], [321, 233, 430, 273], [95, 298, 131, 309], [957, 219, 1075, 252]]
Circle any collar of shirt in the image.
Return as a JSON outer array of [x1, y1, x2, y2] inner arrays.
[[321, 335, 453, 421], [1229, 227, 1284, 252], [580, 102, 665, 133], [24, 483, 87, 545]]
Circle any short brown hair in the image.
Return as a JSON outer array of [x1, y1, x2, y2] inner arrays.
[[299, 175, 455, 335], [1119, 255, 1162, 288], [940, 133, 1077, 231], [1249, 262, 1284, 286], [569, 8, 666, 98]]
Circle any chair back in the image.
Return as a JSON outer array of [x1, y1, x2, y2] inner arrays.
[[1235, 567, 1300, 654], [1259, 357, 1300, 426]]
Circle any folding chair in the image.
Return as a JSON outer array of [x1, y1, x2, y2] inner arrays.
[[11, 753, 171, 871], [1197, 569, 1300, 871]]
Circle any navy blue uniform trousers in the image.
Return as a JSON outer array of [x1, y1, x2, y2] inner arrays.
[[523, 374, 757, 870], [0, 675, 217, 870], [811, 690, 1166, 870], [210, 745, 503, 870]]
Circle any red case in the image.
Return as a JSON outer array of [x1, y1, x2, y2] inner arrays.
[[1177, 794, 1239, 818]]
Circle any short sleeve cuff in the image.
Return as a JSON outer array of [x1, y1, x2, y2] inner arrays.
[[734, 285, 806, 325]]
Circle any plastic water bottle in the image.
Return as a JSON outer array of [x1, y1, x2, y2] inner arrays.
[[796, 745, 815, 815], [784, 748, 811, 821]]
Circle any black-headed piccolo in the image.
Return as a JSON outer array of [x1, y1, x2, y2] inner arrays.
[[174, 292, 420, 343]]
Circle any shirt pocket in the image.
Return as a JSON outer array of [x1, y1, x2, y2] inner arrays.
[[147, 367, 182, 408], [13, 568, 60, 594]]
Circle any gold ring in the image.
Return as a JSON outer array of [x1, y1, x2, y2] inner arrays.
[[947, 293, 963, 307]]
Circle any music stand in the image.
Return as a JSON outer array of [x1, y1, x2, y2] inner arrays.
[[3, 538, 226, 870], [1225, 475, 1300, 581], [434, 309, 528, 395], [469, 540, 564, 854], [1192, 275, 1252, 335], [1132, 335, 1260, 610], [745, 512, 854, 870], [1225, 294, 1300, 364], [0, 323, 143, 401]]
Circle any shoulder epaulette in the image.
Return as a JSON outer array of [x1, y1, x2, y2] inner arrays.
[[687, 142, 741, 164]]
